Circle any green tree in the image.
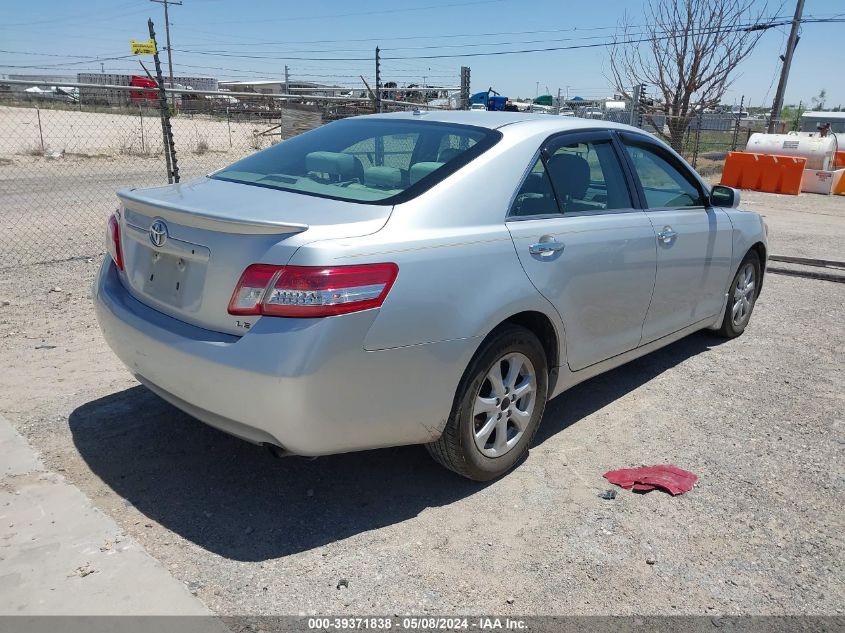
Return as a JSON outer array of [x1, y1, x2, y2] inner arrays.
[[811, 89, 827, 111]]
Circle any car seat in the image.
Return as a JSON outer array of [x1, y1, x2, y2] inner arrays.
[[545, 153, 593, 212]]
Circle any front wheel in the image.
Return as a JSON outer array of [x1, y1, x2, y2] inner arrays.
[[426, 325, 548, 481], [716, 250, 761, 338]]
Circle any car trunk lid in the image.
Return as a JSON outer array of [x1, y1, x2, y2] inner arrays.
[[116, 177, 392, 335]]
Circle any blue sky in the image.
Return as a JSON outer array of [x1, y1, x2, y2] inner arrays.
[[2, 0, 843, 107]]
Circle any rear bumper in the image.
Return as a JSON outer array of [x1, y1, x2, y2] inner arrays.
[[93, 260, 479, 455]]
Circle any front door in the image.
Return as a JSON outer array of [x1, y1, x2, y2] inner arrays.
[[619, 134, 733, 343], [507, 131, 657, 371]]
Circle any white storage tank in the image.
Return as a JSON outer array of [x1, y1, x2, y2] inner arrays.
[[746, 132, 837, 170]]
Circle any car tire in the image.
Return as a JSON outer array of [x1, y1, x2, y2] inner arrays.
[[716, 250, 761, 338], [427, 324, 548, 481]]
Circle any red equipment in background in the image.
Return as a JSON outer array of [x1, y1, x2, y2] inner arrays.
[[129, 75, 158, 103]]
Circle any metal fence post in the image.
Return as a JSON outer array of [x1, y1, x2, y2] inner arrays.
[[731, 95, 744, 152], [149, 18, 179, 183], [691, 112, 703, 168], [36, 107, 44, 153], [139, 105, 146, 153], [629, 84, 638, 127], [375, 47, 382, 114], [460, 66, 470, 110]]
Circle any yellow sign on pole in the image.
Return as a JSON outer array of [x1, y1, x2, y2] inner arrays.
[[130, 39, 156, 55]]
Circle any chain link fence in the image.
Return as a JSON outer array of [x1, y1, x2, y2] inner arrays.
[[0, 81, 448, 267], [639, 110, 766, 175], [1, 79, 764, 268], [576, 101, 765, 176]]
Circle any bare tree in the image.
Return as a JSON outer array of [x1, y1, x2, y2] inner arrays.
[[608, 0, 777, 151]]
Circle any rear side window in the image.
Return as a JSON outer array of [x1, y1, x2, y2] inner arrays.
[[509, 138, 632, 218], [623, 142, 706, 208], [546, 140, 632, 213], [509, 158, 559, 217], [212, 119, 500, 204]]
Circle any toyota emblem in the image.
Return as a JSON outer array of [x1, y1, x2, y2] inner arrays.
[[149, 219, 168, 248]]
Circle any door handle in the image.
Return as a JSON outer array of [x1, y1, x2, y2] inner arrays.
[[529, 237, 565, 257], [657, 226, 678, 244]]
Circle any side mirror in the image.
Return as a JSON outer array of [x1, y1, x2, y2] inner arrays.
[[710, 185, 740, 208]]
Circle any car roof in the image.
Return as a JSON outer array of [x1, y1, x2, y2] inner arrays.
[[361, 110, 645, 135]]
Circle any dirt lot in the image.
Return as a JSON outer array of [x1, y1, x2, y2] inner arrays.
[[0, 104, 321, 157], [0, 184, 842, 616], [0, 105, 322, 267]]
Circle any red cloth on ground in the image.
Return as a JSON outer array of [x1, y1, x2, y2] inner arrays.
[[603, 464, 698, 495]]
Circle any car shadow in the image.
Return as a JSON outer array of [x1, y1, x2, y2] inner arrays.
[[69, 331, 721, 562], [534, 330, 721, 446]]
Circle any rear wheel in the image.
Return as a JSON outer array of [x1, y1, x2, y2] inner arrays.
[[717, 250, 761, 338], [427, 325, 548, 481]]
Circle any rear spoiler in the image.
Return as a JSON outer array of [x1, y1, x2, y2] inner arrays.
[[117, 189, 309, 236]]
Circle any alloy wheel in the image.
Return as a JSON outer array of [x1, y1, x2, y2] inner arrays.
[[732, 262, 756, 327], [472, 352, 537, 458]]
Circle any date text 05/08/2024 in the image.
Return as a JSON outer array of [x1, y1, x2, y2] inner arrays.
[[307, 617, 528, 630]]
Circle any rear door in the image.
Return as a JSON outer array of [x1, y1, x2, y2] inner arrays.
[[619, 133, 733, 343], [506, 130, 657, 371]]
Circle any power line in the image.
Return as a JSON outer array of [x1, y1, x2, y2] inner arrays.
[[150, 0, 182, 101], [169, 14, 812, 54], [174, 11, 842, 47], [163, 18, 845, 61], [384, 17, 844, 59], [198, 0, 508, 25], [1, 2, 144, 28], [3, 15, 841, 70], [162, 19, 834, 63], [0, 54, 137, 69]]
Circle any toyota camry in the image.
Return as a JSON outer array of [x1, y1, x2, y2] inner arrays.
[[94, 111, 767, 480]]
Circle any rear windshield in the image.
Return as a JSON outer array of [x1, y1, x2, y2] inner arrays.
[[211, 118, 501, 204]]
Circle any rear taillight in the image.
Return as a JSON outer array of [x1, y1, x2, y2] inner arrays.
[[107, 214, 124, 271], [228, 263, 398, 318]]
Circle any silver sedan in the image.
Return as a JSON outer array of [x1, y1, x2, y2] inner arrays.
[[94, 111, 767, 480]]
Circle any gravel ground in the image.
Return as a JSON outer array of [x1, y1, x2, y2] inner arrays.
[[0, 192, 843, 616], [739, 190, 844, 261]]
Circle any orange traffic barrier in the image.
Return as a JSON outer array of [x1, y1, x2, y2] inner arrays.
[[834, 151, 845, 169], [720, 152, 805, 195], [834, 170, 845, 196]]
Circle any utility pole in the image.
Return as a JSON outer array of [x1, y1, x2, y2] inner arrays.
[[283, 65, 289, 95], [150, 0, 182, 95], [768, 0, 804, 133], [459, 66, 470, 110]]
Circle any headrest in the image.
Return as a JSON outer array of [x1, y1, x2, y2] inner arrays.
[[409, 161, 444, 185], [438, 147, 462, 162], [546, 153, 590, 200], [364, 166, 403, 189], [305, 151, 356, 177]]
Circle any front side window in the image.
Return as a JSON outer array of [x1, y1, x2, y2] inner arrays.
[[623, 142, 706, 208], [212, 119, 499, 204]]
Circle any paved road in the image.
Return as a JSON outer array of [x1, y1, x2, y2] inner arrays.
[[0, 415, 212, 616]]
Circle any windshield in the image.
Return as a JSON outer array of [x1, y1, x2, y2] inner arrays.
[[211, 118, 501, 204]]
